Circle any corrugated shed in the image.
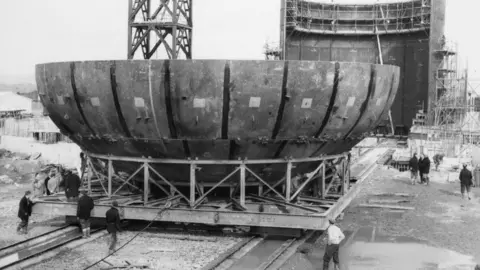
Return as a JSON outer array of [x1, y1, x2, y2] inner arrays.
[[0, 92, 33, 113]]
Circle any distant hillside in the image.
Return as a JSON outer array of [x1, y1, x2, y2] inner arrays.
[[0, 83, 36, 93]]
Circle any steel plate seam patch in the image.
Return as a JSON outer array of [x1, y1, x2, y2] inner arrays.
[[134, 97, 145, 108], [193, 98, 206, 108], [90, 97, 100, 107], [249, 97, 261, 108], [346, 97, 356, 107], [301, 98, 313, 109]]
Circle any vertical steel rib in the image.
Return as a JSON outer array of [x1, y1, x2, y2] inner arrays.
[[343, 64, 377, 139], [148, 61, 163, 138], [221, 62, 231, 139], [110, 61, 133, 138], [271, 61, 289, 139], [163, 60, 178, 138], [315, 62, 340, 138], [70, 63, 96, 136]]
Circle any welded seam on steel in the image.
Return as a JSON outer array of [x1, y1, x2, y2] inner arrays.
[[373, 73, 396, 128], [163, 60, 178, 138], [271, 61, 289, 139], [221, 62, 231, 139], [148, 61, 163, 138], [70, 63, 97, 136], [315, 62, 340, 138], [343, 65, 377, 140], [110, 61, 133, 138], [273, 140, 288, 158]]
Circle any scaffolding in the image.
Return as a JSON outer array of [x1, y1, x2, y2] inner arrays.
[[285, 0, 430, 35], [410, 37, 480, 158]]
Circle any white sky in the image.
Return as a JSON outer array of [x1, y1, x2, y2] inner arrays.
[[0, 0, 478, 81]]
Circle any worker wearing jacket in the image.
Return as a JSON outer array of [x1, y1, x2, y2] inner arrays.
[[408, 153, 419, 185], [418, 154, 431, 185], [17, 191, 33, 234], [106, 201, 122, 254], [459, 164, 473, 200], [77, 191, 94, 238]]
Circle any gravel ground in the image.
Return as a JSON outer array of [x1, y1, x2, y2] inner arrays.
[[339, 165, 480, 263], [26, 231, 244, 270], [0, 155, 65, 248]]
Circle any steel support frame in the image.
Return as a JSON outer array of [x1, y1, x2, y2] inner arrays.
[[33, 150, 380, 229], [85, 152, 350, 210], [127, 0, 192, 59]]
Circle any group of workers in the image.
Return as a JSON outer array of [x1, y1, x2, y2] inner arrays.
[[17, 152, 122, 254], [409, 152, 474, 200]]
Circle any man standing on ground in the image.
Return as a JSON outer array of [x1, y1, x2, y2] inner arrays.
[[106, 201, 122, 254], [17, 191, 33, 234], [64, 169, 81, 202], [409, 153, 419, 185], [323, 218, 345, 270], [419, 154, 431, 185], [459, 164, 473, 200], [77, 190, 94, 238]]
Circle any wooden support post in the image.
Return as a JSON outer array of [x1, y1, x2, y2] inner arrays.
[[258, 185, 263, 196], [144, 162, 149, 206], [240, 164, 246, 207], [286, 161, 292, 202], [341, 159, 346, 195], [108, 159, 113, 198], [321, 162, 326, 199], [190, 164, 196, 207]]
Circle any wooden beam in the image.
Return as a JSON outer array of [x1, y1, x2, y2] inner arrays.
[[358, 204, 414, 210]]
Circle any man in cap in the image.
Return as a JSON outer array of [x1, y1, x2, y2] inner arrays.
[[459, 163, 473, 200], [76, 190, 94, 238], [17, 190, 33, 234], [105, 200, 122, 254], [323, 218, 345, 270]]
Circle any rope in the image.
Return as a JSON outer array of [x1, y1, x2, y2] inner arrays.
[[82, 201, 173, 270]]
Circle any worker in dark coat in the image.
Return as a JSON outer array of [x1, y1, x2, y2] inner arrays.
[[459, 164, 473, 200], [77, 190, 94, 238], [17, 190, 33, 234], [106, 201, 122, 254], [409, 153, 419, 185], [64, 170, 81, 202], [418, 154, 431, 185]]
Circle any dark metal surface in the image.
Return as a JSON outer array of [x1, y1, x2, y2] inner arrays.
[[283, 0, 447, 131], [36, 60, 399, 183]]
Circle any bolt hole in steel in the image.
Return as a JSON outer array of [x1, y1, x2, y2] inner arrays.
[[36, 60, 400, 191]]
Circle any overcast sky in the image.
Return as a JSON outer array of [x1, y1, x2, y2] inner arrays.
[[0, 0, 478, 82]]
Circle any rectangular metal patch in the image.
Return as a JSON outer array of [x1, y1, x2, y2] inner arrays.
[[134, 97, 145, 108], [346, 97, 356, 107], [56, 95, 65, 105], [193, 98, 206, 108], [90, 97, 100, 107], [301, 98, 313, 109], [249, 97, 261, 108], [376, 98, 383, 107]]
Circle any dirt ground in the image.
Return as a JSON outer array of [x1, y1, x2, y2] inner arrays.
[[0, 150, 65, 248], [339, 164, 480, 263]]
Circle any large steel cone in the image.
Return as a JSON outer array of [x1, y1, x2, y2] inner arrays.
[[36, 60, 399, 185]]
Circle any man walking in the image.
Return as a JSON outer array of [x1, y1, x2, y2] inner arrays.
[[459, 164, 473, 200], [64, 169, 81, 202], [409, 153, 419, 185], [323, 219, 345, 270], [77, 190, 94, 238], [17, 191, 33, 234], [106, 201, 122, 254], [419, 154, 431, 185]]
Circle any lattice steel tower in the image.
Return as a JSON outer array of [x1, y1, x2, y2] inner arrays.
[[127, 0, 192, 59]]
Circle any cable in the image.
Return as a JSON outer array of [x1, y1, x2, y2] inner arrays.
[[82, 201, 173, 270]]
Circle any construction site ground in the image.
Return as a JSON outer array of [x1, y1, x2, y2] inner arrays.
[[1, 148, 480, 269]]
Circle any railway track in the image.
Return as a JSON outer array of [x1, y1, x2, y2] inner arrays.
[[0, 225, 102, 269]]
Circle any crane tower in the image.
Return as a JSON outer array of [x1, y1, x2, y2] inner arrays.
[[127, 0, 192, 59]]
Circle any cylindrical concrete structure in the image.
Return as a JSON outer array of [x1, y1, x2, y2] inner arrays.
[[282, 0, 446, 133]]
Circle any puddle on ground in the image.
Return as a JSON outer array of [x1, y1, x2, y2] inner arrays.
[[302, 227, 478, 270]]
